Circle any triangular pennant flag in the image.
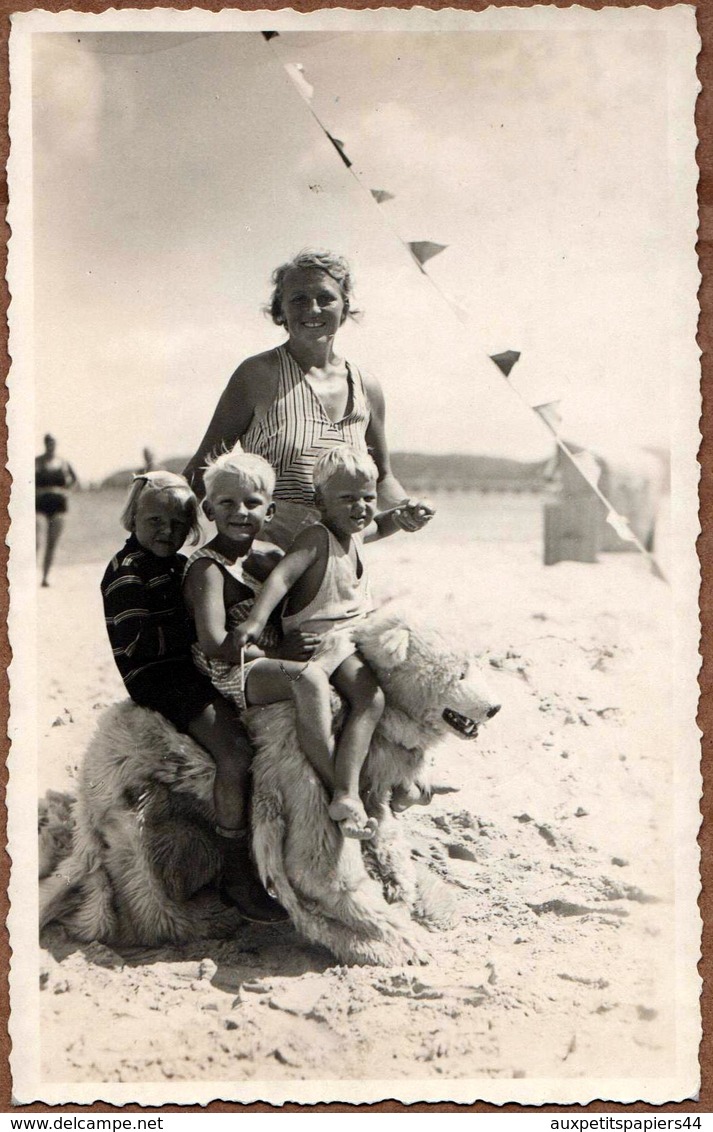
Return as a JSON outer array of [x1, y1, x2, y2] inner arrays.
[[262, 31, 279, 41], [371, 189, 395, 204], [489, 350, 521, 378], [649, 558, 668, 583], [533, 401, 562, 432], [284, 62, 313, 102], [325, 132, 352, 169], [605, 509, 637, 544], [408, 240, 448, 267]]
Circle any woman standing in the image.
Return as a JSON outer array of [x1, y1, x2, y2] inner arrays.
[[184, 250, 434, 553], [35, 433, 78, 586]]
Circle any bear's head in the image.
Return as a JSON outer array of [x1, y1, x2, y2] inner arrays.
[[353, 607, 501, 742]]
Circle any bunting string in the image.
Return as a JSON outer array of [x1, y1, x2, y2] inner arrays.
[[260, 32, 668, 585], [260, 32, 463, 318], [490, 355, 668, 583]]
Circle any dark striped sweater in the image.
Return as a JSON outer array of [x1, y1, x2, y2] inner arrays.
[[101, 535, 195, 687]]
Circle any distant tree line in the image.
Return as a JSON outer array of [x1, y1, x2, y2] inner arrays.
[[97, 452, 552, 494]]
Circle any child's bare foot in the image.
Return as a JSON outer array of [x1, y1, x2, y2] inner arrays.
[[329, 794, 377, 839], [391, 782, 433, 813]]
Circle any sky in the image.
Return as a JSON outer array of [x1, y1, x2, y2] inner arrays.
[[31, 27, 678, 482]]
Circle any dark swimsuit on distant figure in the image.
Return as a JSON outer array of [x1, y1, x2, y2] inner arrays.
[[35, 463, 71, 516]]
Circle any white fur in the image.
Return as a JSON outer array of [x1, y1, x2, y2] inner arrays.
[[40, 606, 500, 964]]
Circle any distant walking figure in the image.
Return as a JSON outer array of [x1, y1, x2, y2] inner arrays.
[[35, 433, 77, 586], [140, 447, 157, 474]]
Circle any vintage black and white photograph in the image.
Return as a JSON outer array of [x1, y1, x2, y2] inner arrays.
[[7, 5, 701, 1105]]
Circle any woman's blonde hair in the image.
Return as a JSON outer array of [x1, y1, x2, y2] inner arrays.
[[203, 448, 276, 501], [312, 445, 379, 493], [267, 249, 360, 328], [120, 471, 202, 545]]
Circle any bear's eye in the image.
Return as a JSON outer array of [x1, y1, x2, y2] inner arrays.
[[459, 668, 468, 680]]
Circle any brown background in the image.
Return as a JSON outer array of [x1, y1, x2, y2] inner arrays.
[[1, 0, 708, 1113]]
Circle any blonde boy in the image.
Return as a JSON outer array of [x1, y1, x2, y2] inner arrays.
[[238, 446, 417, 838]]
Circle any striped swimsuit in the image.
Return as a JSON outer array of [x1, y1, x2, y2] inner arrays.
[[241, 344, 371, 507]]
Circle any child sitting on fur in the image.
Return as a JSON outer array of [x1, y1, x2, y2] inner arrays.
[[101, 470, 286, 923], [183, 451, 355, 824], [236, 446, 430, 837]]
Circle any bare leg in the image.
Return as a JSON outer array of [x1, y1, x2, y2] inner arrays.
[[188, 697, 252, 831], [246, 659, 335, 790], [42, 514, 65, 586], [329, 655, 385, 839], [188, 698, 287, 923], [36, 516, 46, 582]]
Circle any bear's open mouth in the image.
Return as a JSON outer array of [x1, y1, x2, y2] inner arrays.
[[442, 708, 479, 739]]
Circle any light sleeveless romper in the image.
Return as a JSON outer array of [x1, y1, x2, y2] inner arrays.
[[184, 546, 280, 711], [281, 523, 375, 675], [241, 344, 371, 550]]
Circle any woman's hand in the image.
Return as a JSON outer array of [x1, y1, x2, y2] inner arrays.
[[393, 499, 435, 532], [279, 629, 323, 661]]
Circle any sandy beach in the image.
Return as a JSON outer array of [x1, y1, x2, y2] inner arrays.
[[15, 6, 701, 1100], [36, 497, 680, 1092]]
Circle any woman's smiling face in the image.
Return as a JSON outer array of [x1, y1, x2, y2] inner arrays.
[[280, 268, 346, 343]]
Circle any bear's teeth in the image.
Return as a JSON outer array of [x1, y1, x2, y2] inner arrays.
[[442, 708, 479, 738]]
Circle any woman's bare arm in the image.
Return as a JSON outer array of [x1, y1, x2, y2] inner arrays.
[[363, 373, 410, 508], [183, 354, 278, 498], [363, 372, 436, 530], [63, 462, 79, 490], [182, 368, 255, 498]]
